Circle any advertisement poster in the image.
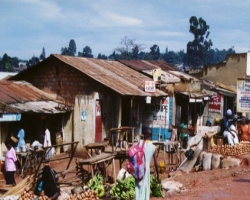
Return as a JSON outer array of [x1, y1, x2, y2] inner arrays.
[[142, 97, 173, 140], [208, 94, 221, 113], [237, 79, 250, 113]]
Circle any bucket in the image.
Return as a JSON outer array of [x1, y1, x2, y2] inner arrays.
[[21, 146, 27, 152], [165, 139, 171, 152], [15, 147, 20, 153], [159, 161, 165, 174]]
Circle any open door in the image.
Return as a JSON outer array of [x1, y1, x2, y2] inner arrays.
[[95, 100, 102, 142]]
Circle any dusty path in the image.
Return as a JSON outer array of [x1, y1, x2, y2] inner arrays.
[[3, 151, 250, 199]]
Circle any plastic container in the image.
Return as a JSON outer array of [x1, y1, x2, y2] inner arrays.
[[15, 147, 20, 153], [21, 146, 27, 152], [159, 161, 165, 174]]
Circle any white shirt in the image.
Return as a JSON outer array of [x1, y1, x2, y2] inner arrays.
[[223, 124, 239, 145], [44, 129, 51, 147]]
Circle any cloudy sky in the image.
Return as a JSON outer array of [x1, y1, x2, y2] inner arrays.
[[1, 0, 250, 60]]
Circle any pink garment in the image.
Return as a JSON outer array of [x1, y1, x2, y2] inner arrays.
[[5, 147, 17, 171]]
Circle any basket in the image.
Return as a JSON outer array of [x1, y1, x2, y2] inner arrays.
[[11, 136, 18, 143]]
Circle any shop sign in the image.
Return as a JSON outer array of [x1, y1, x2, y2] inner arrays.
[[209, 94, 221, 113], [237, 79, 250, 113], [0, 114, 21, 121], [145, 81, 155, 92]]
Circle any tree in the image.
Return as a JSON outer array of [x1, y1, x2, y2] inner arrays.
[[148, 44, 160, 60], [40, 47, 46, 61], [61, 47, 69, 55], [78, 46, 93, 58], [115, 36, 145, 59], [26, 56, 40, 68], [5, 62, 14, 72], [61, 39, 77, 56], [97, 53, 107, 60], [187, 16, 213, 68], [68, 39, 77, 56]]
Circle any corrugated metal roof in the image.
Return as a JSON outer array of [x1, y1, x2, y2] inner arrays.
[[51, 54, 168, 97], [117, 60, 179, 71], [175, 89, 216, 99], [0, 80, 71, 113]]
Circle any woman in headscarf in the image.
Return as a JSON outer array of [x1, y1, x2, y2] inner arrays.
[[36, 165, 60, 199]]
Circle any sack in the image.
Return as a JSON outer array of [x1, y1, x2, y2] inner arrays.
[[127, 140, 146, 180]]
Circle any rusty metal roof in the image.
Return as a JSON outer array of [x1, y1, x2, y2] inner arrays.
[[0, 80, 71, 114], [117, 60, 179, 71], [50, 54, 168, 97]]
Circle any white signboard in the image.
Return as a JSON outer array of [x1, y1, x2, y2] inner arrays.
[[247, 53, 250, 76], [237, 79, 250, 113], [145, 81, 155, 92]]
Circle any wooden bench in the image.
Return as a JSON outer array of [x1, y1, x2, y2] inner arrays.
[[77, 152, 116, 185]]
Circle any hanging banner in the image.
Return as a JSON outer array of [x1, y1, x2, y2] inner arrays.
[[208, 94, 221, 113], [237, 78, 250, 113]]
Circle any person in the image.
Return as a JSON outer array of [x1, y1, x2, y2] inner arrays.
[[220, 109, 233, 136], [179, 120, 188, 149], [238, 116, 249, 141], [35, 165, 60, 200], [43, 126, 54, 160], [4, 139, 17, 186], [135, 132, 158, 200], [43, 126, 51, 147], [55, 131, 63, 155], [17, 128, 25, 148], [223, 118, 239, 145]]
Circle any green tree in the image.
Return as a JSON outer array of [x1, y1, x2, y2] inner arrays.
[[78, 46, 93, 58], [68, 39, 77, 56], [148, 44, 160, 60], [40, 47, 46, 61], [61, 39, 77, 56], [26, 56, 40, 68], [97, 53, 107, 60], [5, 62, 14, 72], [61, 47, 69, 55], [187, 16, 213, 68]]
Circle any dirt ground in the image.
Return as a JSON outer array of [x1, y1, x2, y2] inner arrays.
[[4, 150, 250, 200], [153, 153, 250, 200]]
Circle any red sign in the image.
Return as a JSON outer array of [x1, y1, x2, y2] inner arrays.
[[209, 94, 221, 113]]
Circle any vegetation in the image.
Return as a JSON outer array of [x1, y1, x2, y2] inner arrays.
[[0, 16, 237, 71], [187, 16, 213, 68]]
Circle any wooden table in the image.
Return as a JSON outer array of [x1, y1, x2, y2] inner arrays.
[[77, 152, 116, 185], [16, 148, 44, 171], [152, 141, 180, 171], [84, 141, 109, 157]]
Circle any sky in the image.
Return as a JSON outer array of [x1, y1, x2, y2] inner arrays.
[[1, 0, 250, 60]]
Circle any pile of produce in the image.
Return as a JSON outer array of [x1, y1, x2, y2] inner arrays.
[[110, 175, 135, 200], [17, 188, 37, 200], [150, 175, 164, 198], [66, 189, 99, 200], [87, 174, 105, 198], [209, 142, 250, 156]]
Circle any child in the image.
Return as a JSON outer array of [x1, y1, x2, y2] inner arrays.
[[4, 139, 17, 186]]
